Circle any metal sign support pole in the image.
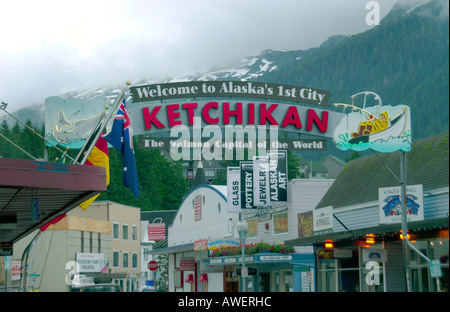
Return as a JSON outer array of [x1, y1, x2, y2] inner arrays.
[[400, 151, 441, 292], [400, 151, 412, 292]]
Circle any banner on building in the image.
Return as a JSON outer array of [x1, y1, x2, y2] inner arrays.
[[313, 206, 333, 234], [180, 258, 196, 271], [11, 259, 22, 281], [378, 184, 424, 224], [227, 167, 241, 213], [148, 223, 166, 241], [194, 195, 202, 221], [268, 150, 288, 202], [76, 253, 106, 273], [240, 161, 254, 209], [298, 211, 314, 238], [253, 155, 271, 207]]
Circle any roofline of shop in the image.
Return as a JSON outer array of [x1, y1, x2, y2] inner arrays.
[[146, 243, 194, 255], [285, 217, 449, 247]]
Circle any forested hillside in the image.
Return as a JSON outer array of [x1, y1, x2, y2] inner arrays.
[[258, 0, 449, 140]]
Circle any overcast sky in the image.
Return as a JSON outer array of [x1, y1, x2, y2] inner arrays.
[[0, 0, 397, 111]]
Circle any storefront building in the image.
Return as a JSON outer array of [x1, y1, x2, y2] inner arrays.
[[286, 132, 449, 292], [149, 166, 334, 292]]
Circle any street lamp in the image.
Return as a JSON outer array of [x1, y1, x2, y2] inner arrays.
[[236, 221, 249, 292]]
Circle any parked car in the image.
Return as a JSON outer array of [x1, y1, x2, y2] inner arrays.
[[79, 283, 122, 292]]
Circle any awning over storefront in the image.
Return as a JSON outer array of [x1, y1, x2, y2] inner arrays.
[[285, 217, 449, 247], [0, 158, 107, 243], [199, 273, 208, 283], [185, 274, 194, 283], [145, 242, 194, 255], [204, 253, 315, 267]]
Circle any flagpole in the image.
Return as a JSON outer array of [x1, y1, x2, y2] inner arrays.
[[73, 81, 130, 165]]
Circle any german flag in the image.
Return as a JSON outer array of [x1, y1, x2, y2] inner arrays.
[[79, 135, 110, 210]]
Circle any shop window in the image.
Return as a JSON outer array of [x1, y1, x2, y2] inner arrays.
[[113, 251, 120, 268], [317, 257, 336, 292], [132, 225, 138, 241], [112, 223, 119, 240], [409, 238, 449, 292], [132, 253, 138, 269], [123, 224, 129, 240], [123, 252, 129, 268], [273, 212, 288, 235], [338, 249, 359, 292]]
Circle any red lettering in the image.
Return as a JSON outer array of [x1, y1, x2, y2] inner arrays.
[[166, 104, 181, 127], [306, 109, 328, 132], [202, 102, 219, 124], [143, 106, 165, 129], [223, 102, 243, 124], [281, 106, 302, 128], [259, 104, 278, 125], [182, 103, 198, 125], [248, 103, 255, 125]]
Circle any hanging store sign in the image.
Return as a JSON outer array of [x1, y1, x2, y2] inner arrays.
[[240, 161, 254, 209], [0, 242, 13, 256], [378, 184, 424, 224], [180, 258, 196, 271], [227, 167, 241, 213], [313, 206, 333, 233], [194, 239, 209, 251], [194, 195, 202, 221], [298, 211, 314, 239], [148, 223, 166, 241], [208, 238, 241, 251], [268, 150, 288, 202], [253, 155, 271, 207]]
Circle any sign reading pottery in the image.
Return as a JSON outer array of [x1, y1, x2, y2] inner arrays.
[[378, 184, 424, 224], [208, 238, 241, 251]]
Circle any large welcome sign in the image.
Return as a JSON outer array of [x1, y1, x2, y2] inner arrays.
[[129, 81, 339, 139], [45, 83, 411, 157]]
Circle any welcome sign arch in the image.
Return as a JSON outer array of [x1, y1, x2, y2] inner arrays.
[[45, 81, 411, 157], [128, 81, 411, 156]]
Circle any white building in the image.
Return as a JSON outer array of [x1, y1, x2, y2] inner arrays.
[[150, 173, 334, 292]]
